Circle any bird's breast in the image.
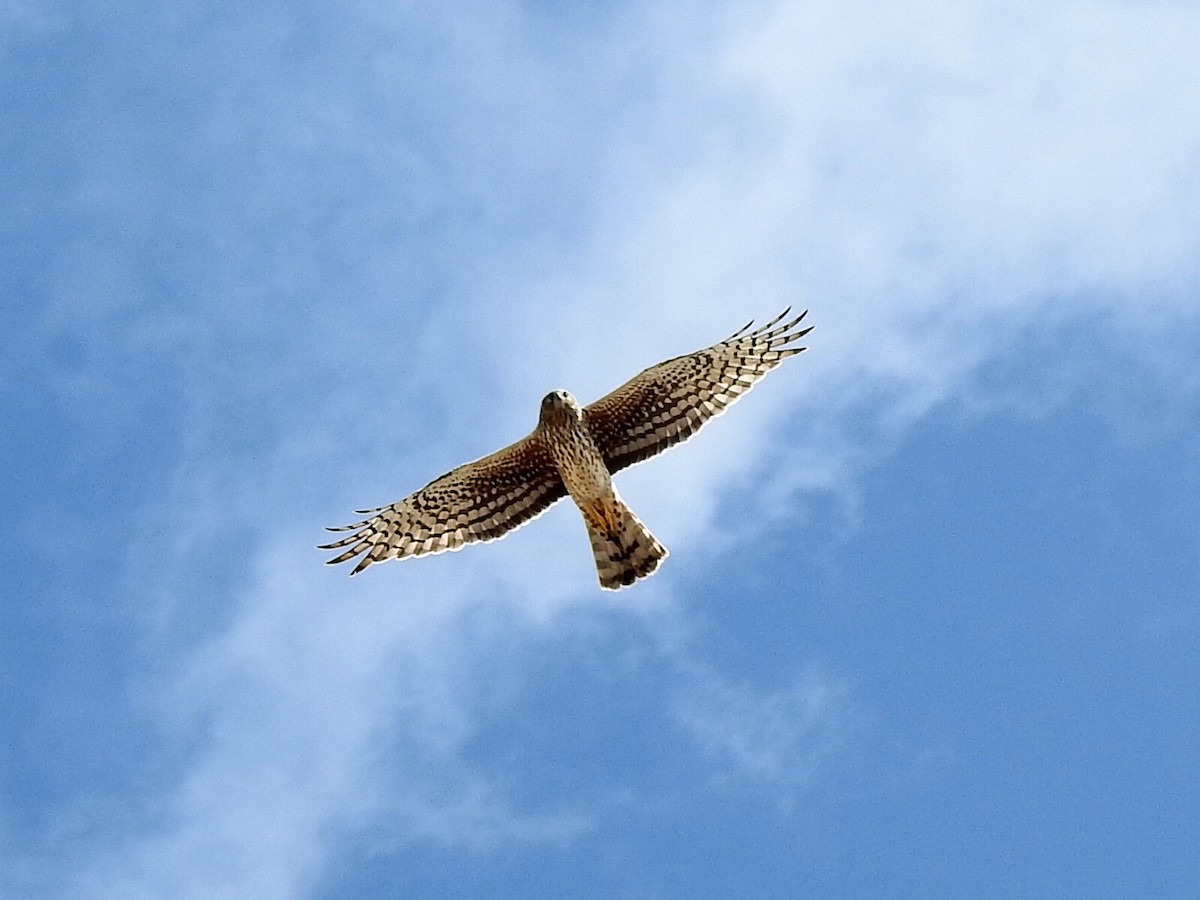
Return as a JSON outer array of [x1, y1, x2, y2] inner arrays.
[[540, 416, 612, 504]]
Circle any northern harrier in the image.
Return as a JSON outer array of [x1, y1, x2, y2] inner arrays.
[[320, 309, 812, 589]]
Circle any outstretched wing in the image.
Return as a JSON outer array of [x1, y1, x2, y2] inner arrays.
[[584, 308, 811, 474], [319, 435, 567, 575]]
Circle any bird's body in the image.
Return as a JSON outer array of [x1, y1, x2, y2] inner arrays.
[[538, 390, 667, 588], [320, 309, 812, 589], [537, 390, 612, 525]]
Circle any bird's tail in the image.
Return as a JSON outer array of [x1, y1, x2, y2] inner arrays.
[[585, 496, 668, 591]]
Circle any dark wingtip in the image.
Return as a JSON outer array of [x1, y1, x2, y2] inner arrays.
[[756, 307, 791, 334], [724, 317, 756, 342]]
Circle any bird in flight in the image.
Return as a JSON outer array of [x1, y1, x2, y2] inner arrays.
[[320, 309, 812, 589]]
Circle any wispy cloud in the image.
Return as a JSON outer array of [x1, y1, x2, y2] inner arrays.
[[58, 554, 591, 899], [673, 665, 866, 806], [6, 0, 1200, 897]]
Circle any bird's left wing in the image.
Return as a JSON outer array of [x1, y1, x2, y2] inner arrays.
[[584, 308, 812, 474], [319, 434, 567, 575]]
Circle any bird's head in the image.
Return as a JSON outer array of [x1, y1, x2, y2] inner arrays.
[[539, 390, 582, 423]]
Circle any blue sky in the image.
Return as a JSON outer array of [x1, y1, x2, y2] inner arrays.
[[3, 1, 1199, 897]]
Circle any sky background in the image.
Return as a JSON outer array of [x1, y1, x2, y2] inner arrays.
[[3, 1, 1199, 898]]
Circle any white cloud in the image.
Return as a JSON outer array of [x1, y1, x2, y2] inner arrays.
[[13, 0, 1200, 896], [62, 538, 593, 900], [674, 665, 866, 805]]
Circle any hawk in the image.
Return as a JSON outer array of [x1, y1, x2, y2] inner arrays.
[[320, 309, 812, 589]]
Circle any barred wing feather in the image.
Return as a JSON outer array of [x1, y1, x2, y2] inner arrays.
[[319, 435, 567, 575], [584, 309, 811, 474]]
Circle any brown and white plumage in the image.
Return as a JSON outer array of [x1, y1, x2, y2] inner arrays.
[[320, 309, 811, 587], [319, 437, 567, 576], [584, 308, 812, 473]]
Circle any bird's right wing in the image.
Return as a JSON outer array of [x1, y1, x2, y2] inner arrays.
[[584, 309, 811, 474], [319, 434, 567, 575]]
